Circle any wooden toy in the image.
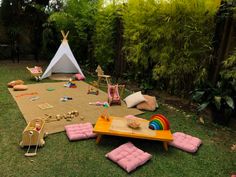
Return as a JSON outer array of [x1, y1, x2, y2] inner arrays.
[[43, 110, 79, 123], [38, 103, 54, 110], [87, 82, 99, 95], [97, 104, 110, 121], [64, 79, 77, 88], [26, 66, 43, 81], [95, 65, 111, 87], [107, 84, 125, 106], [20, 119, 46, 157]]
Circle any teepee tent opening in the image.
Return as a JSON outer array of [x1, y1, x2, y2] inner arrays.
[[40, 31, 85, 80]]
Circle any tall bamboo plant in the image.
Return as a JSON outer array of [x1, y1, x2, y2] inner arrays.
[[93, 1, 124, 71], [122, 0, 220, 94]]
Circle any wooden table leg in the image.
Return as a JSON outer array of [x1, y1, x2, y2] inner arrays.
[[96, 134, 102, 144], [163, 142, 168, 151]]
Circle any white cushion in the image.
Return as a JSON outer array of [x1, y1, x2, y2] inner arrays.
[[124, 91, 146, 108]]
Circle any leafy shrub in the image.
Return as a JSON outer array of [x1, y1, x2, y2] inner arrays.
[[191, 50, 236, 125], [93, 3, 123, 71], [44, 0, 98, 63], [122, 0, 220, 94]]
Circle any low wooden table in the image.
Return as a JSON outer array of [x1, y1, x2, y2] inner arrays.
[[93, 116, 173, 151]]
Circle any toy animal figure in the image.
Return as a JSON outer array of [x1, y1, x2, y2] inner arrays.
[[87, 82, 99, 95]]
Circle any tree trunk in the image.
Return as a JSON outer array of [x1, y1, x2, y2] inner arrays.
[[209, 1, 234, 86]]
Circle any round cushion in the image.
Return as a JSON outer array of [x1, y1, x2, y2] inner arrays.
[[13, 85, 28, 91], [7, 80, 24, 88]]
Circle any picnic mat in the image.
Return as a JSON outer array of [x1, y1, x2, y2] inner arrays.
[[49, 73, 75, 80], [8, 81, 143, 134]]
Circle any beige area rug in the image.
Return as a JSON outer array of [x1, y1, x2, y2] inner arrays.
[[9, 81, 143, 134], [49, 73, 75, 81]]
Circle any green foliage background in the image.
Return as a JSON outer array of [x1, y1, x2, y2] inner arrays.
[[122, 0, 219, 93], [45, 0, 225, 95], [43, 0, 98, 63]]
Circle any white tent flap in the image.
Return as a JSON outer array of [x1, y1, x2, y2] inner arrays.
[[41, 40, 85, 80]]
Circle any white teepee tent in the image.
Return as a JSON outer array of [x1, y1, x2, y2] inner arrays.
[[40, 31, 85, 80]]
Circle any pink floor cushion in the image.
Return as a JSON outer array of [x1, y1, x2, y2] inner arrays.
[[168, 132, 202, 153], [105, 142, 152, 173], [65, 123, 97, 141], [75, 73, 85, 80]]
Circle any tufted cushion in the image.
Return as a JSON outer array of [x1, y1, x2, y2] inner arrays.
[[136, 95, 158, 111], [65, 123, 97, 141], [124, 91, 146, 108], [168, 132, 202, 153], [105, 142, 152, 173]]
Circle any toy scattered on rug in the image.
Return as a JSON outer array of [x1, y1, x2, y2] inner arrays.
[[65, 123, 97, 141], [44, 110, 79, 123], [97, 103, 110, 121], [26, 66, 43, 81], [87, 81, 99, 95], [107, 84, 124, 106], [168, 132, 202, 153], [29, 96, 40, 101], [7, 80, 24, 88], [20, 119, 47, 157], [89, 101, 109, 107], [105, 142, 152, 173], [60, 96, 73, 102], [149, 114, 170, 130], [15, 92, 38, 98], [64, 79, 77, 88], [47, 88, 55, 91], [38, 103, 54, 110]]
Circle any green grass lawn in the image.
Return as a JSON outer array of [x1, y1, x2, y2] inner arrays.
[[0, 61, 235, 177]]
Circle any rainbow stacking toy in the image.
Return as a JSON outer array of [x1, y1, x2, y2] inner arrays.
[[149, 114, 170, 130]]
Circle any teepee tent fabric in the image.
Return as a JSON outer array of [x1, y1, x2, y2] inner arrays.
[[40, 31, 85, 80]]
